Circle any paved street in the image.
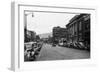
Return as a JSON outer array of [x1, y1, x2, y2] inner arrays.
[[36, 44, 90, 61]]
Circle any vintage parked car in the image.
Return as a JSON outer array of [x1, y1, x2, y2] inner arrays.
[[78, 42, 85, 49], [69, 42, 74, 48], [66, 43, 70, 47], [24, 42, 42, 61], [75, 42, 86, 50], [73, 42, 78, 48], [58, 42, 63, 46], [79, 42, 90, 50], [52, 43, 56, 47]]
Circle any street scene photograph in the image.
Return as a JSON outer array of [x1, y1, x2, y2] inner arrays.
[[24, 11, 90, 62]]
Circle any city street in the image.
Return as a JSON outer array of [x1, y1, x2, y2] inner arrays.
[[36, 44, 90, 61]]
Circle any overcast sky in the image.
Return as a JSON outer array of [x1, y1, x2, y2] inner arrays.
[[26, 12, 77, 35]]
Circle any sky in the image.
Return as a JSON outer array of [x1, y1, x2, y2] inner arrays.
[[26, 11, 77, 35]]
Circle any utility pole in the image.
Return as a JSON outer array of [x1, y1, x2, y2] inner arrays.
[[24, 11, 34, 42]]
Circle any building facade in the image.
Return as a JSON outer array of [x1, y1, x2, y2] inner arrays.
[[66, 14, 90, 49], [24, 29, 36, 42], [52, 26, 67, 44]]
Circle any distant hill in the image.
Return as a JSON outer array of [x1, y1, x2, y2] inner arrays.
[[39, 32, 52, 39]]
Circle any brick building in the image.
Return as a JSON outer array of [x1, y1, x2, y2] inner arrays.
[[52, 26, 67, 44]]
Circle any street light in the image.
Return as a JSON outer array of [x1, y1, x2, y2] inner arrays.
[[24, 11, 34, 42], [25, 12, 34, 29], [32, 13, 34, 17]]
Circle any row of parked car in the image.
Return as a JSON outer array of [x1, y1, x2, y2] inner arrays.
[[63, 41, 90, 51], [24, 42, 43, 61]]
